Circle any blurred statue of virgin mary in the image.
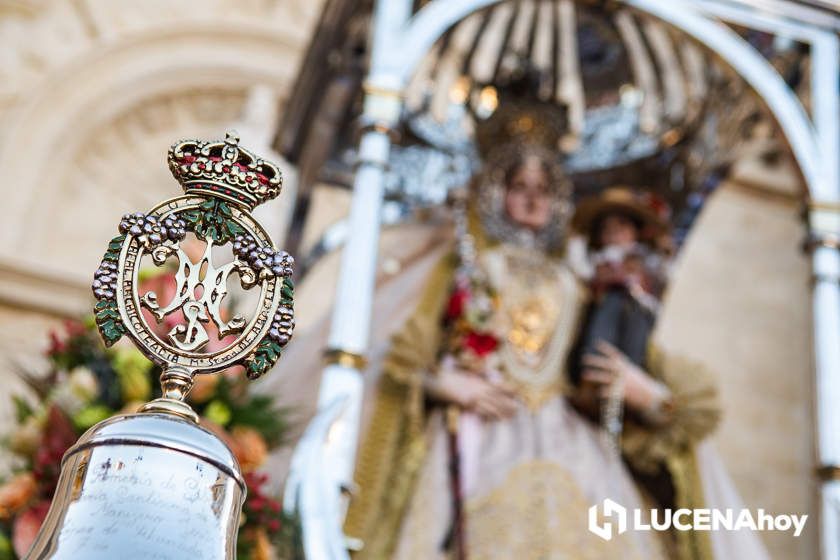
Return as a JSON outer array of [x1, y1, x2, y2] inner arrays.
[[270, 83, 770, 560], [236, 68, 768, 560], [343, 97, 682, 559]]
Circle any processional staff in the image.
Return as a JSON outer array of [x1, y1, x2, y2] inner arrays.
[[25, 131, 295, 560]]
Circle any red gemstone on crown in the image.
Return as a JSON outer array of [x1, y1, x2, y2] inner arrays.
[[167, 131, 283, 210]]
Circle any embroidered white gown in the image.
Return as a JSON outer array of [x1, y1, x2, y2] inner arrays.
[[392, 244, 665, 559]]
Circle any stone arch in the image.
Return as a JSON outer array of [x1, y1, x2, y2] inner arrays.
[[0, 15, 313, 317], [0, 25, 299, 241]]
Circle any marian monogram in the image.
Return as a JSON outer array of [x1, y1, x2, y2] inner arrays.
[[92, 132, 296, 380], [141, 240, 247, 352]]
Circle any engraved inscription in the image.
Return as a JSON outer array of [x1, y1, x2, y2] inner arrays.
[[55, 445, 240, 560]]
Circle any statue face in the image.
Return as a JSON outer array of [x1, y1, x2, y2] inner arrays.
[[504, 156, 553, 230], [598, 213, 640, 248]]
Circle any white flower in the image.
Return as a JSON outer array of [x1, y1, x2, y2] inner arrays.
[[68, 367, 99, 402], [51, 385, 84, 416], [9, 415, 42, 456], [51, 367, 99, 415]]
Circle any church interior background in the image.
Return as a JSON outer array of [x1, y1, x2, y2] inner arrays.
[[0, 1, 838, 559]]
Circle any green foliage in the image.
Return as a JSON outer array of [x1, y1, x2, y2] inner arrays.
[[93, 235, 127, 346], [231, 394, 288, 448], [72, 405, 113, 431], [234, 510, 305, 560], [111, 347, 153, 402], [245, 339, 285, 380], [11, 396, 33, 424], [103, 235, 125, 262], [280, 277, 295, 305], [203, 399, 233, 426], [181, 199, 246, 244], [94, 299, 125, 347], [209, 377, 289, 447], [275, 510, 305, 560], [0, 530, 13, 560]]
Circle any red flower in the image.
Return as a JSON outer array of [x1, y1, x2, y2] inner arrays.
[[249, 496, 266, 511], [47, 320, 89, 360], [245, 472, 269, 488], [446, 287, 470, 320], [47, 331, 66, 356], [463, 331, 498, 357], [62, 320, 86, 339], [640, 192, 671, 221], [32, 406, 77, 495], [12, 500, 50, 557]]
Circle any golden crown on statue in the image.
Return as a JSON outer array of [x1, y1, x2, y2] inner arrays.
[[168, 130, 283, 209]]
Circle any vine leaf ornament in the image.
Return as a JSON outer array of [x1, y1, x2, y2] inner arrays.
[[91, 131, 295, 418]]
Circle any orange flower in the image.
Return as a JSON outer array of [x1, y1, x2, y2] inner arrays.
[[189, 375, 219, 404], [230, 426, 268, 473], [198, 422, 268, 472], [200, 420, 246, 463], [240, 527, 274, 560], [0, 473, 37, 519], [252, 527, 273, 560]]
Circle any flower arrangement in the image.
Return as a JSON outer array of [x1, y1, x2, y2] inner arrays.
[[442, 268, 501, 371], [0, 270, 297, 559]]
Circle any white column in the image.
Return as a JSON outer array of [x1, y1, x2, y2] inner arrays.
[[286, 93, 403, 560], [314, 0, 411, 522], [811, 212, 840, 560], [326, 130, 392, 354], [809, 27, 840, 560], [284, 1, 412, 558], [316, 126, 394, 504]]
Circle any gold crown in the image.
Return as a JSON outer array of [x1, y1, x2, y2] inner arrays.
[[167, 131, 282, 209], [475, 99, 568, 158], [473, 65, 569, 158]]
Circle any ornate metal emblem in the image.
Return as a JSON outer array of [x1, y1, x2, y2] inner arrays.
[[91, 131, 294, 415]]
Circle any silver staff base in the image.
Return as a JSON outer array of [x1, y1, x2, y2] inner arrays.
[[25, 411, 245, 560]]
